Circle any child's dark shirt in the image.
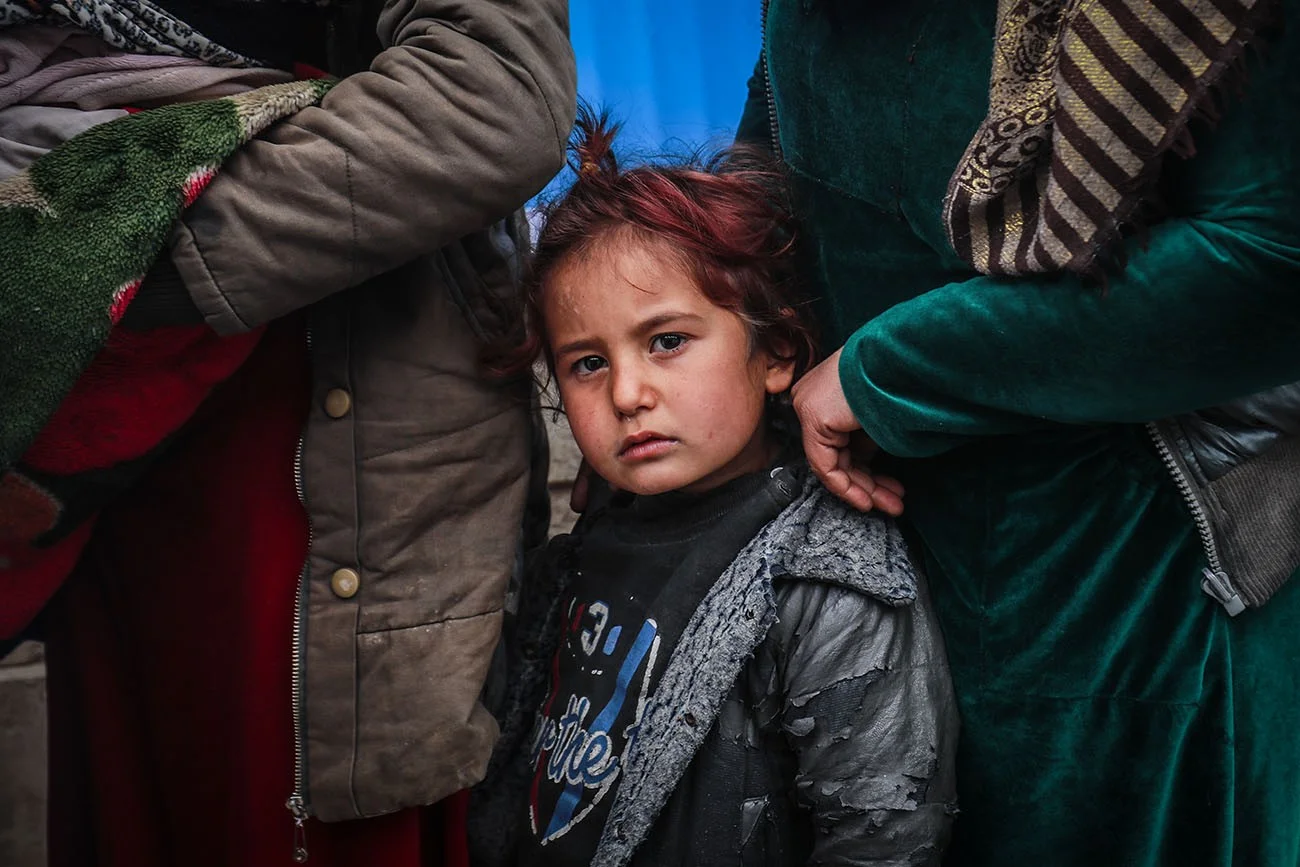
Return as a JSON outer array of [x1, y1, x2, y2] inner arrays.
[[518, 468, 790, 864]]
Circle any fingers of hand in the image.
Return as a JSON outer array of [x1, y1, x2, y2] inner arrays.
[[801, 414, 845, 475], [826, 447, 875, 512], [870, 485, 905, 517], [874, 475, 905, 498], [824, 467, 875, 512]]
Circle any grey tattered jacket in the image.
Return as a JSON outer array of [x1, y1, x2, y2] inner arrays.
[[475, 467, 959, 866]]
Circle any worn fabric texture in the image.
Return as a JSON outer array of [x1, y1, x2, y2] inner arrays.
[[0, 77, 328, 472], [742, 1, 1300, 864], [40, 318, 444, 867], [153, 0, 577, 822], [1151, 405, 1300, 610], [944, 0, 1276, 276], [0, 78, 330, 642], [474, 467, 958, 867], [0, 104, 128, 174], [0, 26, 292, 110], [514, 466, 785, 863], [0, 0, 258, 65], [3, 0, 576, 827]]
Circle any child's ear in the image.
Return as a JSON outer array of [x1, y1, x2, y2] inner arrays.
[[763, 342, 797, 395]]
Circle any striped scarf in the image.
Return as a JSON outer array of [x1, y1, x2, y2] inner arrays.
[[943, 0, 1276, 276]]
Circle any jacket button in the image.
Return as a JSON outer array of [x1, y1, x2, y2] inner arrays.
[[330, 568, 361, 599], [324, 388, 352, 419], [683, 712, 697, 727]]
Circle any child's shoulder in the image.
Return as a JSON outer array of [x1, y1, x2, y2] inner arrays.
[[758, 471, 917, 608], [761, 476, 950, 677]]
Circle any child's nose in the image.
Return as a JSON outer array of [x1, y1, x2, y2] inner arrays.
[[609, 364, 655, 417]]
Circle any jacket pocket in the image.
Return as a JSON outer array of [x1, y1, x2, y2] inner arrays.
[[1200, 434, 1300, 608]]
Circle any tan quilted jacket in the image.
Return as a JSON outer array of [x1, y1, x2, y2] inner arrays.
[[166, 0, 576, 822]]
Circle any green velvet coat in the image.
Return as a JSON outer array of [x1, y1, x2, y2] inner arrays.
[[742, 2, 1300, 865]]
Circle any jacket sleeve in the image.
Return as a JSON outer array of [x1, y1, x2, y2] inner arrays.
[[170, 0, 577, 334], [776, 578, 958, 865], [735, 54, 772, 148], [839, 19, 1300, 458]]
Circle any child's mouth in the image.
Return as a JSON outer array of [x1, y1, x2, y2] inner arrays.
[[619, 433, 676, 461]]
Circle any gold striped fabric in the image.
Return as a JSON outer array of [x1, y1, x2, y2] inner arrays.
[[943, 0, 1275, 276]]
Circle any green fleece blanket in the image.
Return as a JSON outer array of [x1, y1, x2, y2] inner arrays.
[[0, 78, 332, 470]]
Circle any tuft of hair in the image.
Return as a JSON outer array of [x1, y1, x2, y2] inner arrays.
[[490, 103, 818, 386]]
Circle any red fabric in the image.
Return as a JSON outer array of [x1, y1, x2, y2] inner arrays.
[[23, 324, 262, 476], [292, 62, 331, 80], [0, 520, 93, 639], [0, 324, 263, 639], [44, 318, 467, 867], [0, 472, 66, 547], [443, 789, 472, 867]]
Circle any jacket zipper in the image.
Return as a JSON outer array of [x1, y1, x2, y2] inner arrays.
[[760, 0, 782, 159], [1145, 422, 1245, 616], [286, 325, 314, 862]]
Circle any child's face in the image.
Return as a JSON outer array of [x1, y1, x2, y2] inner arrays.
[[545, 238, 795, 497]]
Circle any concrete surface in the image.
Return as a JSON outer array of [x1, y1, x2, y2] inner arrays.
[[544, 407, 583, 538], [0, 642, 47, 867]]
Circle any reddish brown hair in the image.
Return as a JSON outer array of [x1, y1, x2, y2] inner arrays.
[[498, 106, 816, 382]]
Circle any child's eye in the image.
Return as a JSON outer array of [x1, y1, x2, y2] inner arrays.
[[571, 355, 607, 376], [650, 333, 687, 354]]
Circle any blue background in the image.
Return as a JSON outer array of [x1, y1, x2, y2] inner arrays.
[[546, 0, 760, 191]]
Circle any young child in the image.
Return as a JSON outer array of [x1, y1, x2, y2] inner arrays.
[[473, 112, 958, 867]]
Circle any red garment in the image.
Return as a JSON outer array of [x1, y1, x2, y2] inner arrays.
[[1, 324, 263, 639], [44, 318, 466, 867]]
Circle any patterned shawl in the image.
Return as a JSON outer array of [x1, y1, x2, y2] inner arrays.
[[0, 0, 336, 67], [944, 0, 1277, 276]]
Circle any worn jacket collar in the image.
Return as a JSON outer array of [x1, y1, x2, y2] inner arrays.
[[594, 465, 916, 865]]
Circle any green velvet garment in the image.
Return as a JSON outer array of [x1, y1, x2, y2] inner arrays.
[[745, 2, 1300, 864]]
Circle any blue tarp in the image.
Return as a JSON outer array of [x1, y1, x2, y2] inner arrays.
[[540, 0, 759, 199]]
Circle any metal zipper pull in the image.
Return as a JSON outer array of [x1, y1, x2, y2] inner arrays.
[[1201, 568, 1246, 617], [1147, 422, 1247, 617], [287, 794, 310, 863]]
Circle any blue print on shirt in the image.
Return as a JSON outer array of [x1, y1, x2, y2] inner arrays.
[[527, 598, 661, 845]]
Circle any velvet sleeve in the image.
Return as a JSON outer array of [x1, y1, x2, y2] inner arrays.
[[838, 25, 1300, 459]]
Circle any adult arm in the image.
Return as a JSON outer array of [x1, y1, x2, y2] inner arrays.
[[171, 0, 577, 334], [777, 580, 958, 864], [840, 26, 1300, 458]]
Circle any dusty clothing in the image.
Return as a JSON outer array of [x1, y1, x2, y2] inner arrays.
[[6, 0, 576, 829], [43, 318, 449, 867], [477, 465, 958, 867], [142, 0, 578, 822], [517, 469, 794, 864]]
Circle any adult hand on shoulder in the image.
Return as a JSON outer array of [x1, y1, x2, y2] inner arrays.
[[792, 348, 905, 516]]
